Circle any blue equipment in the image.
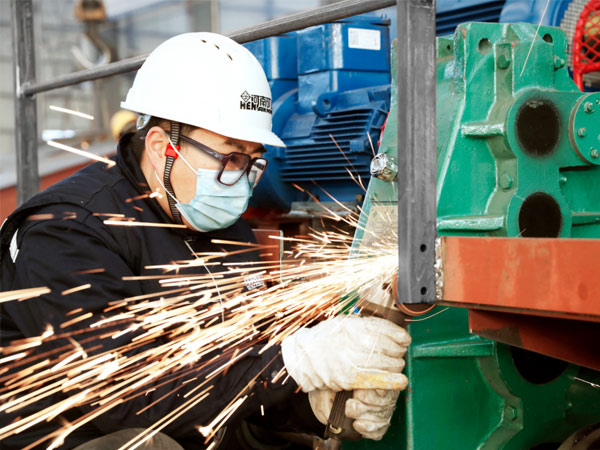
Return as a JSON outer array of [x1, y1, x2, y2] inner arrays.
[[243, 34, 298, 104], [500, 0, 571, 25], [436, 0, 507, 34], [247, 16, 391, 212]]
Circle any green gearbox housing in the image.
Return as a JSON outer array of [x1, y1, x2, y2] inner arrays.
[[437, 22, 600, 238], [348, 22, 600, 449]]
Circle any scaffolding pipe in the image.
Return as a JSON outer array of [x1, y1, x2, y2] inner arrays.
[[11, 0, 39, 204], [21, 0, 396, 96]]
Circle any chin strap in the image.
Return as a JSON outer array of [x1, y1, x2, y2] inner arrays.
[[163, 121, 183, 224]]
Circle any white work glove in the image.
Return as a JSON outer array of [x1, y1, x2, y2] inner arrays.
[[308, 389, 400, 440], [281, 315, 410, 392], [347, 389, 399, 440]]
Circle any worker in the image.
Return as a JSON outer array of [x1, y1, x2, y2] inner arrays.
[[0, 33, 410, 449]]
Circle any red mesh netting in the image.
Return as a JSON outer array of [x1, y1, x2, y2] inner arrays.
[[573, 0, 600, 90]]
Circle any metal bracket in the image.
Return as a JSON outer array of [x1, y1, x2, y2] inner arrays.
[[396, 0, 437, 304]]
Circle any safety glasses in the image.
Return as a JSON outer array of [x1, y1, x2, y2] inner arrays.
[[178, 134, 268, 188]]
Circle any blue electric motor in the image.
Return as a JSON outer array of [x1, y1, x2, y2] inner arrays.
[[246, 15, 392, 212]]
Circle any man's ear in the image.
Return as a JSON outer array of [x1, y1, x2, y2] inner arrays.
[[144, 126, 168, 171]]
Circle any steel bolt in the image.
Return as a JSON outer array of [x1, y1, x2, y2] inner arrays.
[[559, 176, 567, 186], [585, 102, 595, 113], [591, 148, 600, 159], [370, 153, 398, 182], [553, 56, 565, 69], [500, 173, 513, 190], [578, 127, 588, 138]]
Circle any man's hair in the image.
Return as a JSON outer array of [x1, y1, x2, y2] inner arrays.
[[131, 116, 195, 160]]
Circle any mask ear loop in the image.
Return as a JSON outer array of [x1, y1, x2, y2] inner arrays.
[[154, 135, 202, 203], [165, 135, 200, 174], [153, 170, 179, 204]]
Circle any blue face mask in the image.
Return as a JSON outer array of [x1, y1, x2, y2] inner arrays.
[[175, 168, 252, 232]]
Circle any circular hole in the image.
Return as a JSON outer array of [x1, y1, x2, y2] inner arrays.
[[420, 287, 427, 295], [420, 244, 427, 252], [323, 98, 330, 107], [511, 346, 568, 384], [478, 38, 492, 54], [446, 44, 451, 51], [515, 99, 560, 157], [518, 192, 562, 238], [543, 33, 553, 43]]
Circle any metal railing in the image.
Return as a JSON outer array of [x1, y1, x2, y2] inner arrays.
[[10, 0, 436, 304]]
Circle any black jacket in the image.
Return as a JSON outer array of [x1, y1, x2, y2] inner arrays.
[[0, 134, 319, 449]]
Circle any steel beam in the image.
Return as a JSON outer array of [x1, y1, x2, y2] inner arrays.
[[22, 0, 396, 96], [11, 0, 39, 204], [440, 236, 600, 321], [396, 0, 437, 304]]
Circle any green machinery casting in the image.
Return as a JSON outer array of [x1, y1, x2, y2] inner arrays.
[[349, 22, 600, 449]]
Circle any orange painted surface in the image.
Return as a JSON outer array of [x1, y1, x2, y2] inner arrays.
[[0, 163, 89, 222], [441, 236, 600, 321]]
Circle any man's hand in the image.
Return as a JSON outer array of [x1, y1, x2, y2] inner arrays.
[[346, 389, 399, 440], [281, 316, 410, 392], [308, 389, 400, 441]]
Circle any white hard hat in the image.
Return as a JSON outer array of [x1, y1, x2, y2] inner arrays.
[[121, 32, 285, 147]]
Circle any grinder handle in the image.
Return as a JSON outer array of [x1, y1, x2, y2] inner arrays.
[[324, 390, 363, 441]]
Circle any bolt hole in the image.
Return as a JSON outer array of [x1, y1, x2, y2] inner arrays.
[[420, 244, 427, 252], [420, 287, 427, 295], [511, 346, 568, 385], [478, 38, 492, 54], [323, 99, 330, 106], [446, 44, 451, 51], [543, 33, 553, 43]]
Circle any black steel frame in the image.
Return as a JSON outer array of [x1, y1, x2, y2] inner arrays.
[[10, 0, 436, 304]]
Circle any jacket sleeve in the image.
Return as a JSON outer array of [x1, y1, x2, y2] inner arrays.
[[1, 209, 316, 445]]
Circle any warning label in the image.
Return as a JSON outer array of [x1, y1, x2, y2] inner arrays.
[[348, 28, 381, 51]]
